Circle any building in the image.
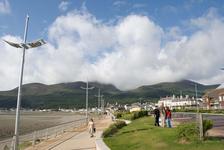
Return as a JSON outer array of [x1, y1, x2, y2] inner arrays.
[[203, 84, 224, 109], [129, 103, 141, 112], [158, 95, 201, 110]]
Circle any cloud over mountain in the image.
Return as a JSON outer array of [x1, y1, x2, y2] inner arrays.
[[1, 9, 224, 91]]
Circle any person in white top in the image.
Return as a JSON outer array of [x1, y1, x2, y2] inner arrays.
[[88, 118, 95, 137], [160, 103, 166, 127]]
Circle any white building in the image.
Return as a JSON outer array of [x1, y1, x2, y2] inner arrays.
[[158, 95, 202, 109]]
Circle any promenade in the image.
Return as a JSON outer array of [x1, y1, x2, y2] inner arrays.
[[25, 115, 112, 150]]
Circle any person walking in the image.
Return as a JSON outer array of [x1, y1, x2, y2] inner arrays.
[[88, 118, 95, 137], [154, 106, 160, 126], [165, 107, 172, 128]]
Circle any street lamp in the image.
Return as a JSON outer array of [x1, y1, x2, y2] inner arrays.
[[195, 83, 199, 113], [3, 15, 46, 150], [98, 88, 101, 109], [101, 97, 105, 113], [81, 80, 94, 120], [139, 97, 143, 105], [194, 83, 203, 140], [95, 88, 103, 113]]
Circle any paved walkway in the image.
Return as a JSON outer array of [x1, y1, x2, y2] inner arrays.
[[25, 115, 112, 150]]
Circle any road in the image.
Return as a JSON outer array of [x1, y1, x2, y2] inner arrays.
[[173, 112, 224, 130]]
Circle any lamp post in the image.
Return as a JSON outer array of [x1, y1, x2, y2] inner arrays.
[[101, 97, 105, 113], [97, 88, 101, 109], [95, 88, 103, 113], [3, 15, 46, 150], [81, 80, 94, 120], [195, 83, 203, 140], [138, 97, 143, 110], [220, 68, 224, 109], [195, 83, 199, 113]]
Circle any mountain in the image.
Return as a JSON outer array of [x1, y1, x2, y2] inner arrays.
[[0, 81, 121, 109], [130, 80, 218, 98], [0, 80, 219, 109]]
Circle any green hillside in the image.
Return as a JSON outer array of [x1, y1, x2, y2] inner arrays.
[[0, 81, 121, 109], [0, 80, 219, 109], [131, 80, 218, 98]]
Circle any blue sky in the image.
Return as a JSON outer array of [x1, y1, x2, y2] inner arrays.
[[1, 0, 224, 90], [1, 0, 224, 40]]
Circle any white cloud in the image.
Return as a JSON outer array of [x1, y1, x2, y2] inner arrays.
[[0, 0, 10, 14], [58, 1, 69, 12], [1, 9, 224, 91], [132, 4, 146, 9], [113, 1, 126, 7], [162, 5, 177, 14]]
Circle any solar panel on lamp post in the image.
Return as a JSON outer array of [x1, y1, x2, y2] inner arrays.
[[3, 15, 46, 150]]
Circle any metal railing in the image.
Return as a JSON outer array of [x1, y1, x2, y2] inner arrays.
[[172, 112, 224, 140], [0, 117, 87, 150], [172, 112, 224, 127]]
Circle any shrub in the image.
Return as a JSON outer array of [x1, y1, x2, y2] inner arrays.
[[140, 110, 148, 117], [102, 124, 118, 138], [203, 119, 213, 136], [102, 120, 126, 138], [177, 122, 199, 142], [115, 120, 127, 129], [133, 112, 139, 120], [132, 110, 148, 120], [115, 110, 148, 121], [115, 112, 122, 118], [121, 113, 135, 120]]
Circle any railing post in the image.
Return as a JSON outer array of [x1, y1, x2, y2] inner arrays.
[[86, 117, 88, 125], [45, 129, 48, 140], [32, 131, 37, 146], [55, 128, 58, 138], [198, 113, 203, 140], [4, 144, 9, 150], [61, 127, 65, 134], [73, 121, 76, 129], [10, 136, 15, 150]]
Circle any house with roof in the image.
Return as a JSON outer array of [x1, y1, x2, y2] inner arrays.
[[203, 84, 224, 109]]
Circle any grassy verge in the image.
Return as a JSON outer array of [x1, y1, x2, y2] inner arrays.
[[104, 117, 224, 150], [19, 141, 32, 150]]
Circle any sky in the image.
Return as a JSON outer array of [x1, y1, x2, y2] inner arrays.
[[1, 0, 224, 91]]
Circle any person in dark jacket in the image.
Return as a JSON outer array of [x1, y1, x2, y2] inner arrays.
[[154, 106, 160, 126]]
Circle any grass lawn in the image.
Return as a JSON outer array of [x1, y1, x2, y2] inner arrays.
[[104, 117, 224, 150]]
